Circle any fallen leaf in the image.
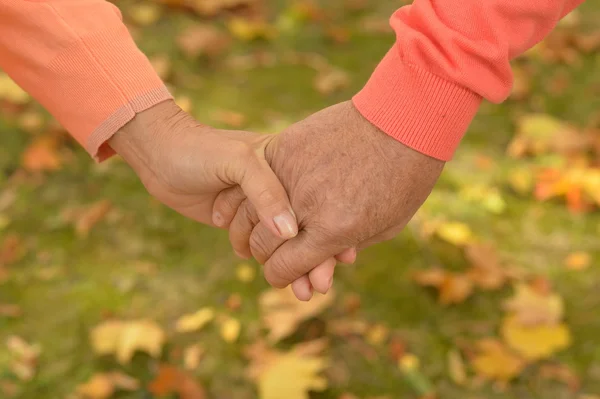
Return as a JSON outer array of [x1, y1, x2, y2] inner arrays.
[[148, 364, 206, 399], [236, 263, 255, 282], [501, 315, 571, 361], [259, 286, 334, 342], [77, 372, 139, 399], [539, 363, 580, 391], [398, 353, 435, 396], [314, 68, 349, 95], [413, 268, 474, 305], [0, 73, 29, 104], [0, 304, 21, 318], [6, 336, 41, 381], [183, 344, 205, 371], [213, 110, 247, 128], [220, 317, 241, 343], [365, 323, 389, 346], [247, 340, 328, 399], [564, 251, 591, 271], [176, 307, 215, 333], [21, 136, 62, 172], [503, 283, 564, 326], [227, 18, 276, 41], [90, 319, 165, 364], [175, 95, 193, 113], [471, 339, 525, 382], [177, 25, 231, 58], [128, 3, 161, 26], [75, 200, 112, 238], [435, 222, 473, 246], [0, 234, 24, 266], [447, 349, 467, 386], [226, 293, 242, 311], [325, 26, 351, 44], [18, 112, 44, 132], [465, 244, 508, 290]]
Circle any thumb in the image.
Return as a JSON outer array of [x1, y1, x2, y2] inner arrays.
[[238, 156, 298, 240]]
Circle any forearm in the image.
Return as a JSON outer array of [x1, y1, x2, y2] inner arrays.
[[353, 0, 585, 161], [0, 0, 171, 161]]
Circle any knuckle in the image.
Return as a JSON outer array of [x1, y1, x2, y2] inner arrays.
[[265, 259, 295, 289]]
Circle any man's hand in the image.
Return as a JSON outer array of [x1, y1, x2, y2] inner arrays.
[[214, 101, 444, 291], [108, 100, 298, 240]]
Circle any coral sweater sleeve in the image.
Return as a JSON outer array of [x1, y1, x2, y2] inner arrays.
[[0, 0, 171, 161], [353, 0, 585, 161]]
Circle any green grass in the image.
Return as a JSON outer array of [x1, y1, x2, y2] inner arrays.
[[1, 1, 600, 398]]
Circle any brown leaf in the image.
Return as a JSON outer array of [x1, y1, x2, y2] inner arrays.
[[0, 304, 21, 318], [503, 283, 564, 326], [148, 364, 205, 399], [414, 268, 474, 305], [539, 363, 580, 391], [75, 200, 112, 238], [177, 25, 231, 58], [0, 234, 24, 266], [21, 136, 62, 172], [259, 286, 334, 343], [314, 68, 349, 95], [465, 244, 508, 290], [77, 372, 139, 399]]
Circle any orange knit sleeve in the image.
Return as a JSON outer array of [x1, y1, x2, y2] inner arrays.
[[353, 0, 585, 161], [0, 0, 172, 161]]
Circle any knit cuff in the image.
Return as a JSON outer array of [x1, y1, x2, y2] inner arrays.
[[352, 47, 482, 161]]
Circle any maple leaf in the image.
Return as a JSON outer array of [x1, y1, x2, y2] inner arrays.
[[175, 307, 215, 333], [259, 286, 334, 343], [77, 372, 139, 399], [471, 339, 525, 382], [465, 244, 509, 290], [413, 268, 474, 306], [21, 136, 62, 172], [148, 364, 206, 399], [246, 339, 328, 399], [501, 315, 571, 361], [503, 283, 564, 326], [90, 319, 165, 364], [177, 25, 231, 58]]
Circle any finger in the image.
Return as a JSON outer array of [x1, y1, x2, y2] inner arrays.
[[263, 230, 348, 288], [228, 199, 260, 259], [248, 221, 286, 264], [335, 247, 357, 264], [309, 257, 336, 294], [238, 157, 298, 240], [212, 186, 245, 228], [291, 275, 313, 301]]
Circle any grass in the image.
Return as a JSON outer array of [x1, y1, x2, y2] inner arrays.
[[1, 0, 600, 398]]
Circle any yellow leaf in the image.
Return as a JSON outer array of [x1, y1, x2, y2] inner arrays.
[[564, 251, 591, 271], [77, 372, 139, 399], [175, 96, 193, 113], [508, 168, 534, 195], [398, 353, 419, 372], [128, 3, 161, 26], [435, 222, 473, 246], [503, 283, 564, 326], [175, 307, 215, 333], [447, 349, 467, 386], [258, 351, 327, 399], [227, 18, 276, 41], [259, 287, 334, 343], [21, 136, 62, 172], [365, 324, 389, 346], [501, 315, 571, 361], [0, 74, 29, 104], [183, 344, 204, 371], [90, 320, 165, 364], [471, 339, 525, 382], [236, 263, 255, 282], [220, 317, 241, 343]]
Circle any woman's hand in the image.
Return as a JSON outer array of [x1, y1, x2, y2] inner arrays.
[[108, 100, 298, 240]]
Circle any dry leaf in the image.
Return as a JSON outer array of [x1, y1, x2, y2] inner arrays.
[[503, 283, 564, 326], [236, 263, 256, 282], [227, 18, 276, 41], [213, 110, 247, 128], [465, 244, 508, 290], [314, 68, 349, 95], [0, 234, 24, 266], [564, 252, 591, 271], [435, 222, 473, 246], [220, 317, 241, 343], [177, 25, 231, 58], [128, 3, 161, 26], [413, 268, 474, 305], [75, 200, 111, 238], [21, 136, 62, 172], [365, 324, 389, 346], [18, 112, 44, 132], [176, 307, 215, 333], [0, 74, 29, 104], [148, 364, 206, 399], [247, 340, 328, 399], [259, 286, 334, 342], [183, 344, 205, 371], [90, 319, 165, 364], [0, 304, 21, 318], [77, 372, 139, 399], [471, 339, 525, 382], [501, 315, 571, 361], [447, 349, 467, 386], [539, 363, 580, 391], [6, 336, 41, 381]]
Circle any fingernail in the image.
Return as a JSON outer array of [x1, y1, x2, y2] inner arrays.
[[213, 212, 224, 227], [273, 211, 298, 239]]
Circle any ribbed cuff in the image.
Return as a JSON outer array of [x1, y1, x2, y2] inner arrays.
[[352, 48, 482, 161]]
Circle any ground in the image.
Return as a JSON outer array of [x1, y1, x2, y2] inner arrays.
[[1, 1, 600, 398]]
